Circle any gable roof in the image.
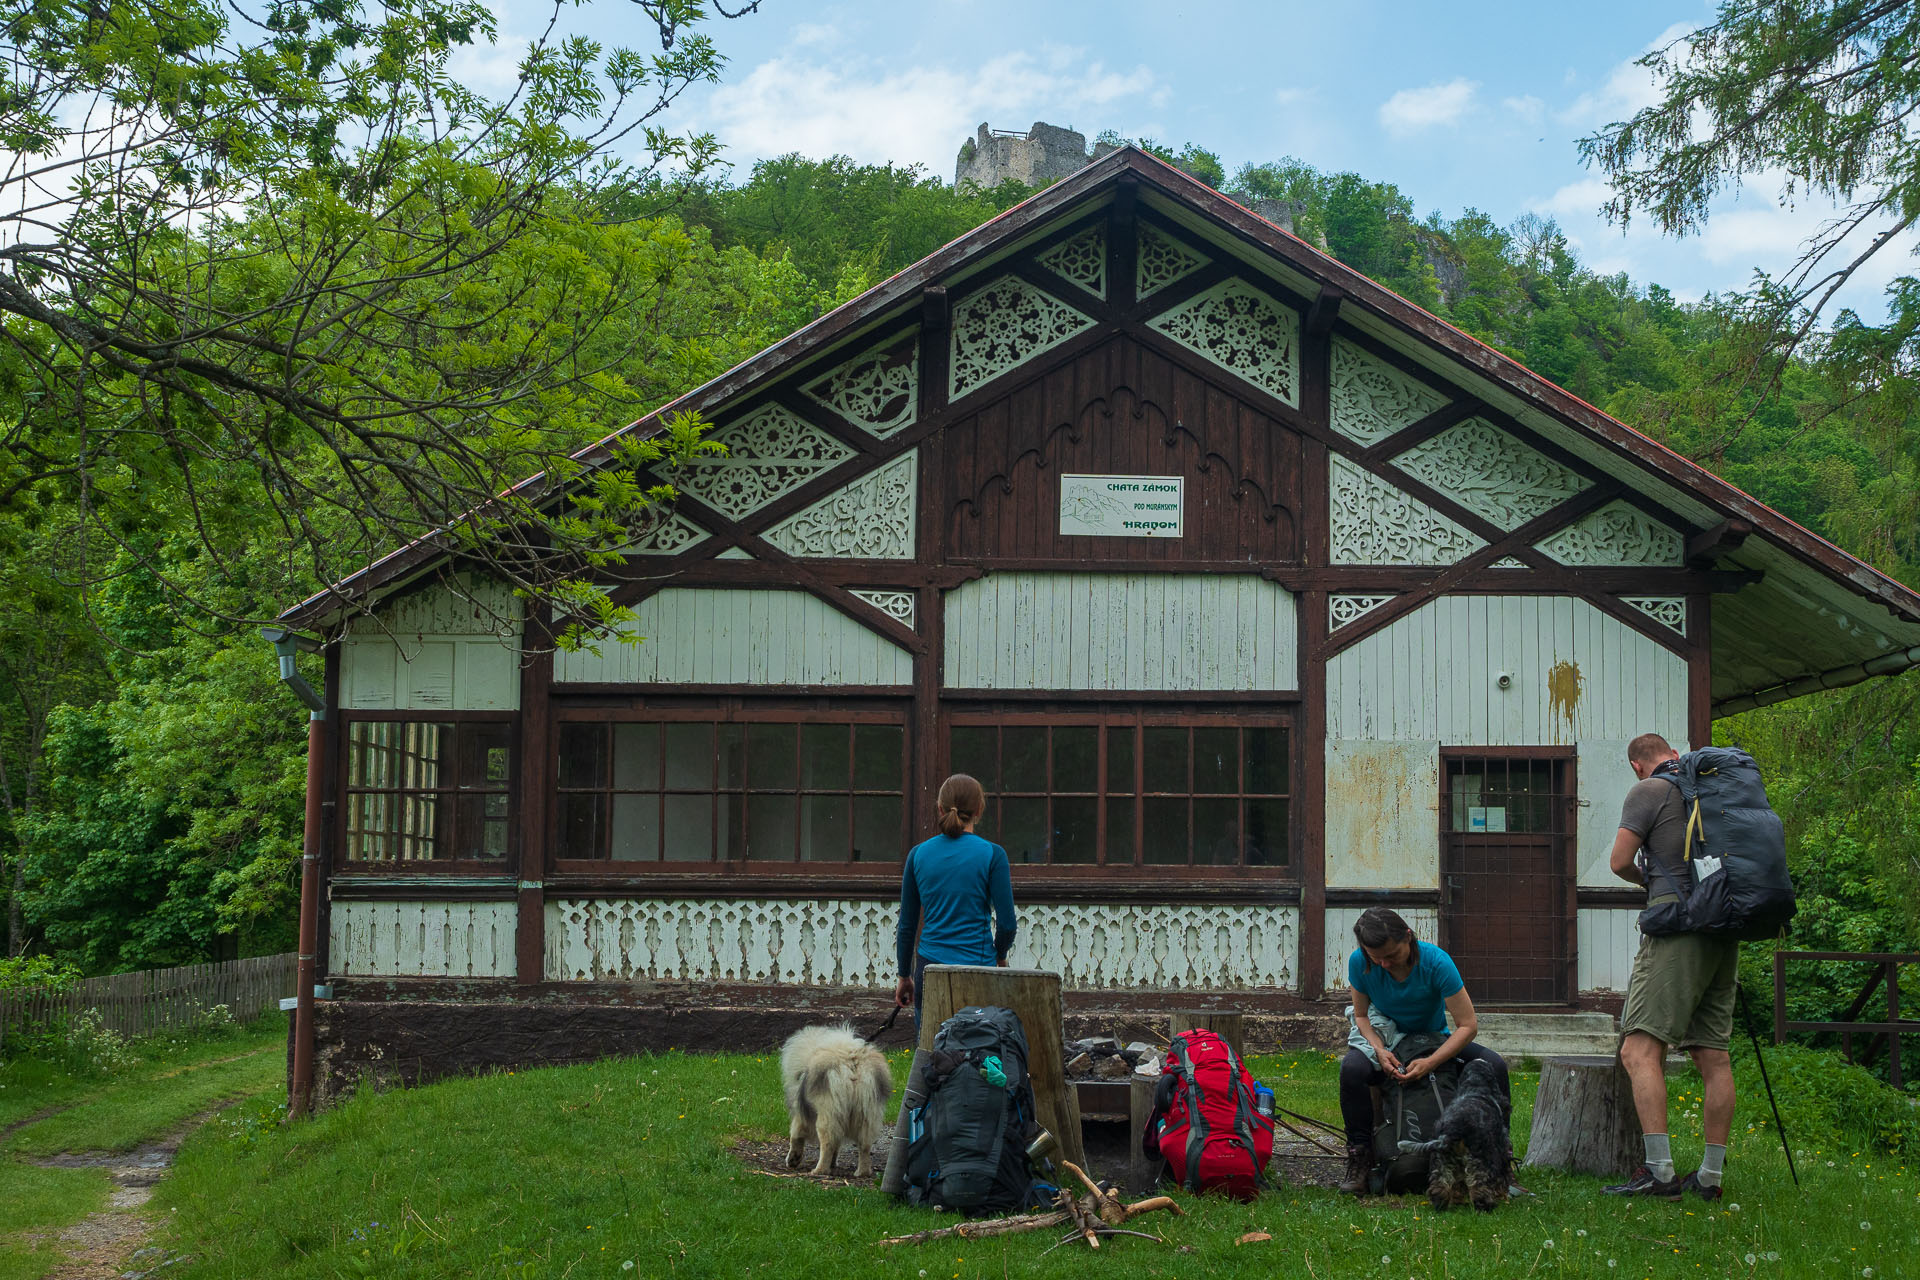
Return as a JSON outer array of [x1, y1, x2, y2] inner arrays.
[[281, 147, 1920, 713]]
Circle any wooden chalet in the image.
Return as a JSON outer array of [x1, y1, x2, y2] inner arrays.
[[275, 148, 1920, 1100]]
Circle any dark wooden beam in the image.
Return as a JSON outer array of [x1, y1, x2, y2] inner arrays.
[[1687, 518, 1754, 567], [1305, 284, 1345, 339]]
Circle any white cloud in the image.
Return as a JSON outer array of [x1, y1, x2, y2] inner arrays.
[[1559, 21, 1696, 127], [1274, 86, 1313, 108], [1377, 78, 1479, 137], [1533, 178, 1614, 219], [689, 48, 1160, 173], [1501, 95, 1544, 125]]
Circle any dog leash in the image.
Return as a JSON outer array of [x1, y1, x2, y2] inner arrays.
[[864, 1005, 902, 1044]]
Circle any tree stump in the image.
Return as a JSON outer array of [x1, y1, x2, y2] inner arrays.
[[1126, 1073, 1159, 1193], [879, 964, 1085, 1194], [1169, 1010, 1246, 1060], [1522, 1055, 1643, 1178]]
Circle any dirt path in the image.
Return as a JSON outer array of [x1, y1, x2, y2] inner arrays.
[[16, 1101, 254, 1280]]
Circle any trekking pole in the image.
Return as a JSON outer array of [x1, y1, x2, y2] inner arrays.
[[1735, 981, 1798, 1187]]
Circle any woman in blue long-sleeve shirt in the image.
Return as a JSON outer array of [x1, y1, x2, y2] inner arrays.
[[893, 774, 1018, 1031]]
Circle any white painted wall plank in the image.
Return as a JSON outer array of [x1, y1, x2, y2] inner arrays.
[[555, 588, 913, 686], [944, 573, 1299, 690], [328, 902, 517, 979]]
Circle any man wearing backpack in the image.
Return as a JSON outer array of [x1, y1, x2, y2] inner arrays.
[[1603, 733, 1737, 1203]]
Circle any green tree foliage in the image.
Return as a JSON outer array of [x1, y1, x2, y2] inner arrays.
[[667, 155, 1032, 295]]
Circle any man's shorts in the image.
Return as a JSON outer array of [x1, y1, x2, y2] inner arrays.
[[1619, 930, 1740, 1052]]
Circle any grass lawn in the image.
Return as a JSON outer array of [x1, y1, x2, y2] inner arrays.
[[146, 1044, 1918, 1280], [0, 1013, 290, 1280]]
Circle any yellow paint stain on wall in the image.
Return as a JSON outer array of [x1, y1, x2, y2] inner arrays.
[[1547, 659, 1585, 730]]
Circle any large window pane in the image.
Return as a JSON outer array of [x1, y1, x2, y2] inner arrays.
[[663, 794, 714, 861], [854, 725, 903, 791], [747, 723, 797, 790], [612, 723, 661, 790], [1053, 727, 1098, 793], [853, 795, 903, 860], [800, 795, 850, 861], [718, 723, 746, 788], [1142, 797, 1188, 865], [746, 794, 797, 859], [1193, 798, 1240, 865], [1193, 728, 1238, 795], [611, 794, 660, 860], [1106, 726, 1135, 794], [557, 723, 606, 789], [1246, 799, 1289, 866], [558, 792, 604, 860], [456, 795, 509, 859], [949, 726, 997, 791], [1105, 796, 1135, 865], [1143, 728, 1187, 793], [999, 797, 1048, 865], [346, 721, 511, 862], [801, 724, 850, 790], [663, 723, 712, 789], [1002, 727, 1047, 792], [1052, 797, 1098, 864], [1246, 727, 1289, 795]]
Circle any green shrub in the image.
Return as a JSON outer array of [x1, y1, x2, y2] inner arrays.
[[1736, 1041, 1920, 1156]]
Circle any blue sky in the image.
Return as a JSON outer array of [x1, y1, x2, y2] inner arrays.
[[465, 1, 1913, 317]]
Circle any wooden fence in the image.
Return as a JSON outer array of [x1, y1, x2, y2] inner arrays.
[[0, 953, 298, 1050]]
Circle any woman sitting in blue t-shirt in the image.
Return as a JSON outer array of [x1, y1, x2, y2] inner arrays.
[[1337, 907, 1510, 1194], [893, 773, 1018, 1032]]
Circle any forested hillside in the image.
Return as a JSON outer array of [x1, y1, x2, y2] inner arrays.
[[4, 139, 1914, 1035]]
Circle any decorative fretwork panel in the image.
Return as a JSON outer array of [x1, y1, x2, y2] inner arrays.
[[1491, 557, 1529, 569], [948, 275, 1097, 401], [850, 589, 916, 627], [331, 900, 516, 978], [1621, 596, 1687, 635], [1329, 336, 1450, 445], [1036, 226, 1107, 299], [1136, 222, 1209, 298], [1330, 456, 1486, 565], [615, 508, 708, 557], [544, 897, 1298, 991], [763, 453, 917, 559], [675, 403, 855, 519], [1535, 500, 1684, 567], [1147, 278, 1301, 407], [1330, 593, 1396, 630], [1391, 418, 1592, 531], [802, 335, 919, 439]]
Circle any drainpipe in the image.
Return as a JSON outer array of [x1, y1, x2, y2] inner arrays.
[[261, 626, 325, 1119]]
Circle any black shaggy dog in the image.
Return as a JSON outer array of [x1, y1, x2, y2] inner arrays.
[[1397, 1058, 1512, 1211]]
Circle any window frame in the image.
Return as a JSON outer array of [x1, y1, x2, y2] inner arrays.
[[942, 706, 1297, 882], [333, 710, 519, 873], [549, 700, 913, 876]]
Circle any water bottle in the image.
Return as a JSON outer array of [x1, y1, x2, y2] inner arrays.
[[1254, 1083, 1275, 1119]]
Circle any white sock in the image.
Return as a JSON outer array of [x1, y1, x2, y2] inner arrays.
[[1698, 1143, 1725, 1187], [1643, 1133, 1674, 1181]]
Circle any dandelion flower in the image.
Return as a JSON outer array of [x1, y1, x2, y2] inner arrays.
[[1578, 1229, 1588, 1237], [1382, 1256, 1391, 1264], [1544, 1239, 1555, 1249], [1607, 1260, 1617, 1269], [1745, 1255, 1756, 1266], [1862, 1221, 1872, 1230]]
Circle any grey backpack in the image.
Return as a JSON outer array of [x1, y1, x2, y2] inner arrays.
[[1369, 1033, 1461, 1193], [899, 1006, 1038, 1212], [1643, 747, 1796, 941]]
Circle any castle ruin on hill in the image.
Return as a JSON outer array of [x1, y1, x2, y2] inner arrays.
[[955, 121, 1306, 238]]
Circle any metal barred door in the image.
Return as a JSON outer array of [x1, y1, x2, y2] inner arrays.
[[1439, 753, 1575, 1005]]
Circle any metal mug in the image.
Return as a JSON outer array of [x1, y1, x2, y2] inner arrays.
[[1025, 1127, 1059, 1164]]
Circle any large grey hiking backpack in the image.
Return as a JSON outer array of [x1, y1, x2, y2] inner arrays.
[[1642, 747, 1796, 942], [1368, 1033, 1461, 1194], [899, 1006, 1039, 1213]]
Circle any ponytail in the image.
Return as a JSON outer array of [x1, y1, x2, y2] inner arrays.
[[936, 773, 986, 837]]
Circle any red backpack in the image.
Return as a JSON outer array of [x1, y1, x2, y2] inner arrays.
[[1145, 1029, 1274, 1199]]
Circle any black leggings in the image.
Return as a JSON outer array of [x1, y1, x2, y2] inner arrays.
[[1338, 1042, 1511, 1146]]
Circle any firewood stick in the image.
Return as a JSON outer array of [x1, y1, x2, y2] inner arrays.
[[1056, 1188, 1100, 1249], [1121, 1194, 1185, 1220], [1059, 1160, 1126, 1224], [875, 1210, 1068, 1247]]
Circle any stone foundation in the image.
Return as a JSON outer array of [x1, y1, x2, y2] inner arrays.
[[305, 985, 1347, 1110]]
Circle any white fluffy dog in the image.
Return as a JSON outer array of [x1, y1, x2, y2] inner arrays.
[[779, 1024, 894, 1178]]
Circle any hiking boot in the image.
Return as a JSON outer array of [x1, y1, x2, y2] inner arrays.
[[1337, 1142, 1372, 1195], [1602, 1166, 1682, 1198], [1674, 1170, 1723, 1203]]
